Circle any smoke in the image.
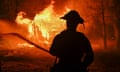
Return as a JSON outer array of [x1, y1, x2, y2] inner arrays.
[[17, 0, 77, 17], [17, 0, 51, 19], [0, 20, 31, 38], [52, 0, 84, 15], [53, 0, 70, 14], [0, 20, 16, 34]]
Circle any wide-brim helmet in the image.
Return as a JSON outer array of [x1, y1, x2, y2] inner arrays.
[[60, 10, 84, 24]]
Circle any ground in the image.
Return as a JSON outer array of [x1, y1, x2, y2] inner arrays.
[[1, 49, 120, 72]]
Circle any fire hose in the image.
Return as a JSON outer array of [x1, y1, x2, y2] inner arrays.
[[1, 33, 49, 53]]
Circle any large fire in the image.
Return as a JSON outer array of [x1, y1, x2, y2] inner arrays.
[[15, 2, 67, 49]]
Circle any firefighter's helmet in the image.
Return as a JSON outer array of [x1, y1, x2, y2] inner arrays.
[[60, 10, 84, 24]]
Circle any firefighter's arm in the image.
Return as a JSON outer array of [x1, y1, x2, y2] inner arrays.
[[49, 35, 61, 56]]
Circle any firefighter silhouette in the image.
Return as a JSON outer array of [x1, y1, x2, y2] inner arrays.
[[50, 10, 94, 72]]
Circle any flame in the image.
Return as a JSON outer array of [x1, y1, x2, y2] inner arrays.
[[15, 11, 33, 25], [15, 2, 66, 48]]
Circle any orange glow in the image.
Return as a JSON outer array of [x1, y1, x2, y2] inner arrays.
[[15, 2, 67, 48]]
